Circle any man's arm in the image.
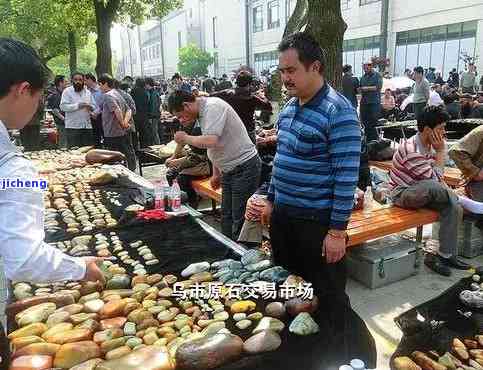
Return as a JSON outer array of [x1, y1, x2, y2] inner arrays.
[[123, 109, 132, 128], [0, 163, 87, 282], [59, 90, 80, 112], [185, 134, 219, 149], [328, 109, 361, 230]]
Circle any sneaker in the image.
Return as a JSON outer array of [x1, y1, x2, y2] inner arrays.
[[424, 254, 452, 276], [441, 256, 471, 270]]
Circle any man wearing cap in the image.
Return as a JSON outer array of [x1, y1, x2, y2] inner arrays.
[[359, 61, 382, 141]]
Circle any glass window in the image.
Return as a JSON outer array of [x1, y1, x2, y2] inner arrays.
[[420, 28, 432, 43], [430, 40, 445, 75], [268, 1, 280, 29], [396, 31, 408, 45], [432, 25, 447, 42], [444, 39, 460, 78], [462, 21, 477, 38], [360, 0, 380, 5], [407, 30, 420, 45], [286, 0, 296, 20], [406, 44, 419, 70], [418, 43, 431, 69], [394, 45, 407, 76], [212, 17, 217, 48], [346, 51, 355, 69], [178, 31, 182, 49], [354, 50, 364, 77], [253, 5, 263, 32], [447, 23, 461, 40], [460, 37, 476, 58], [341, 0, 351, 10]]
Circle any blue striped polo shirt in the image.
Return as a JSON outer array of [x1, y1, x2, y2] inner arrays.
[[267, 83, 361, 230]]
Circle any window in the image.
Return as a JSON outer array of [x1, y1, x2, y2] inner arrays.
[[178, 31, 182, 49], [341, 0, 351, 10], [360, 0, 380, 5], [253, 5, 263, 32], [342, 35, 381, 77], [394, 21, 477, 78], [189, 8, 193, 18], [253, 51, 278, 74], [212, 17, 218, 48], [268, 1, 280, 29]]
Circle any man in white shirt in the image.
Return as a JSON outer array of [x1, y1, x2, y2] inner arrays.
[[0, 38, 104, 284], [60, 72, 96, 148]]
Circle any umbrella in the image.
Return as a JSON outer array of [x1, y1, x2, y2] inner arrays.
[[383, 76, 415, 91]]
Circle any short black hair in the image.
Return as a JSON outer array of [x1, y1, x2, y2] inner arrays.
[[145, 77, 155, 86], [167, 90, 196, 113], [278, 32, 325, 75], [112, 79, 120, 89], [135, 78, 145, 88], [98, 73, 114, 88], [71, 71, 84, 80], [85, 73, 96, 82], [417, 105, 451, 132], [343, 64, 352, 74], [123, 75, 133, 82], [120, 82, 130, 91], [413, 66, 424, 75], [0, 38, 50, 98], [54, 75, 65, 87], [172, 73, 182, 81], [236, 71, 253, 88]]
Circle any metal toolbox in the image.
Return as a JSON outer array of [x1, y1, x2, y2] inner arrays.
[[347, 235, 422, 289], [432, 216, 483, 258]]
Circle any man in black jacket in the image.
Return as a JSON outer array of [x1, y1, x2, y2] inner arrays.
[[212, 71, 272, 144]]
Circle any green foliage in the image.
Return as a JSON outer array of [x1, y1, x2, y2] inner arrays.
[[48, 35, 97, 77], [117, 0, 183, 24], [0, 0, 94, 62], [178, 44, 214, 77]]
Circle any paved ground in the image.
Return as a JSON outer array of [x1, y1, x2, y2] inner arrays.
[[139, 164, 483, 369]]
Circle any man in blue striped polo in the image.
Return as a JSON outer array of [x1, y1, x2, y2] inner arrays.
[[261, 33, 361, 307]]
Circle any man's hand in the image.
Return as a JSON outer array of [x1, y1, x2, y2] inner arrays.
[[430, 130, 446, 152], [174, 131, 188, 145], [323, 232, 347, 263], [79, 103, 93, 111], [210, 174, 221, 190], [260, 200, 273, 227], [245, 196, 266, 221], [166, 157, 182, 170], [165, 156, 176, 168], [82, 257, 106, 285]]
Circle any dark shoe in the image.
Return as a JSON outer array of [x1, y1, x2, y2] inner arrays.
[[441, 256, 471, 270], [424, 254, 452, 276]]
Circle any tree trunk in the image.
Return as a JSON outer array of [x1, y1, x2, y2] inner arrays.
[[305, 0, 346, 90], [68, 30, 77, 75], [283, 0, 307, 38], [94, 0, 119, 76]]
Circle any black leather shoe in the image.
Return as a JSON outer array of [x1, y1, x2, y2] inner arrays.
[[441, 256, 471, 270], [424, 255, 452, 276]]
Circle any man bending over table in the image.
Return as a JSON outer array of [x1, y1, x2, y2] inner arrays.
[[389, 105, 471, 276]]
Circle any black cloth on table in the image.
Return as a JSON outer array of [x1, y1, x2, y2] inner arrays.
[[391, 277, 483, 369]]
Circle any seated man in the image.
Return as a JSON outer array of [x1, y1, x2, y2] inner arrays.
[[381, 88, 396, 119], [389, 105, 470, 276], [165, 121, 210, 208], [443, 92, 461, 120]]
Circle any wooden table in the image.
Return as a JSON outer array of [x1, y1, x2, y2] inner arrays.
[[192, 178, 439, 246], [370, 160, 463, 188], [347, 206, 438, 247]]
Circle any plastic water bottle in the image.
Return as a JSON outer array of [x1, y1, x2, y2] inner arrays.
[[350, 359, 366, 370], [339, 366, 354, 370], [170, 179, 182, 212], [153, 180, 164, 210], [363, 187, 374, 215]]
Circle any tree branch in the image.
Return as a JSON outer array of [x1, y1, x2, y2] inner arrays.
[[283, 0, 308, 38]]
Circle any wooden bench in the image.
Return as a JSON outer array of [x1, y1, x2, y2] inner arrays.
[[369, 160, 463, 188], [191, 178, 439, 247]]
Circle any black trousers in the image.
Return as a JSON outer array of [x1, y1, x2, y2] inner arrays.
[[360, 103, 380, 141], [269, 209, 349, 303], [91, 116, 104, 148], [19, 125, 40, 151], [66, 128, 94, 148], [104, 135, 137, 171]]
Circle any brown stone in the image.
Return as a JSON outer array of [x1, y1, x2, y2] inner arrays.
[[99, 300, 127, 319], [69, 358, 103, 370], [95, 345, 174, 370], [105, 345, 131, 360], [47, 328, 93, 344], [243, 330, 282, 354], [285, 296, 319, 317], [100, 337, 127, 353], [79, 281, 103, 296], [176, 334, 243, 370], [147, 274, 163, 285], [13, 342, 61, 358], [131, 275, 148, 286], [190, 272, 213, 283], [100, 317, 128, 330], [265, 302, 286, 319], [10, 355, 53, 370], [53, 341, 101, 368], [93, 328, 124, 344], [6, 294, 74, 319], [138, 318, 160, 330]]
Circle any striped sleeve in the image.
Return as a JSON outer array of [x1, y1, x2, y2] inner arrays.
[[328, 108, 361, 230]]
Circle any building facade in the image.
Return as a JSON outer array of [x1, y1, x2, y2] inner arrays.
[[116, 0, 483, 81]]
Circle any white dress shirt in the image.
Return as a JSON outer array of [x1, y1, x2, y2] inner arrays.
[[428, 90, 444, 107], [60, 86, 96, 129], [0, 120, 86, 282]]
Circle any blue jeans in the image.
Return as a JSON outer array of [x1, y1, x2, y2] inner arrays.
[[221, 155, 261, 240]]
